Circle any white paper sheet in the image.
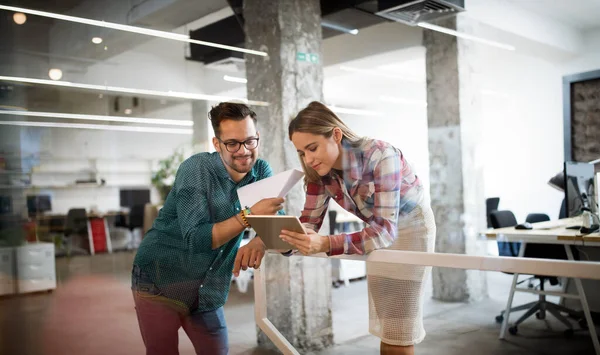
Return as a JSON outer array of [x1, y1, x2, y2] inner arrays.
[[237, 168, 305, 209]]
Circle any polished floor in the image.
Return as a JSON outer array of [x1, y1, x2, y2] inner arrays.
[[0, 251, 596, 355]]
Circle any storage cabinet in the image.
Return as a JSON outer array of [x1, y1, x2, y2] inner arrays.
[[0, 247, 15, 296], [15, 243, 56, 293]]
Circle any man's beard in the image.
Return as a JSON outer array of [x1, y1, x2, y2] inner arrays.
[[225, 154, 256, 173]]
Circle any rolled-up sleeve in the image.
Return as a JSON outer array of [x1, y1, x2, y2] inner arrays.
[[329, 149, 401, 256], [299, 182, 330, 234]]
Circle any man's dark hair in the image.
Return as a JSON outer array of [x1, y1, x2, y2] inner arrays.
[[208, 102, 257, 137]]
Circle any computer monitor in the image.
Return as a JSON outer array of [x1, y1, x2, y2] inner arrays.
[[564, 161, 597, 217], [0, 195, 11, 215], [26, 195, 52, 217], [119, 189, 150, 208]]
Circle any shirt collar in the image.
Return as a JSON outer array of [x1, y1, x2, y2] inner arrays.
[[325, 139, 363, 184], [340, 139, 363, 181]]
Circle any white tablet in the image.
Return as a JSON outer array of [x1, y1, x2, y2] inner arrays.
[[246, 215, 305, 250]]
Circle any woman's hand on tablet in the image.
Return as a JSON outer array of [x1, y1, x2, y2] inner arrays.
[[279, 229, 330, 255]]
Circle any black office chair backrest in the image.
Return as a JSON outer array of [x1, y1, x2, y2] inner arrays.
[[486, 197, 500, 228], [328, 210, 337, 235], [526, 213, 550, 224], [129, 204, 145, 230], [559, 198, 567, 219], [490, 210, 517, 229], [65, 208, 88, 235], [490, 210, 521, 257]]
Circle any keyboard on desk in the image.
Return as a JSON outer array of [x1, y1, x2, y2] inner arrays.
[[533, 221, 574, 230]]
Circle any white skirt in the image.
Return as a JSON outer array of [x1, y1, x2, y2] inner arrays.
[[367, 202, 436, 346]]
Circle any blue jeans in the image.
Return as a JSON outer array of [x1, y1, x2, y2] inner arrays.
[[132, 266, 229, 355]]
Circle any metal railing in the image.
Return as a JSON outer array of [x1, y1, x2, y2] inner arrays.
[[254, 250, 600, 355]]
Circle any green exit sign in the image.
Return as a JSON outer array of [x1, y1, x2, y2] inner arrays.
[[297, 52, 319, 64]]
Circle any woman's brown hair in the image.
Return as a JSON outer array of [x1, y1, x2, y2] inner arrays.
[[288, 101, 366, 183]]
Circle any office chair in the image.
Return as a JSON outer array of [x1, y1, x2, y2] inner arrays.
[[491, 210, 578, 337], [486, 197, 500, 228], [129, 204, 145, 231], [64, 208, 90, 256], [559, 198, 567, 219]]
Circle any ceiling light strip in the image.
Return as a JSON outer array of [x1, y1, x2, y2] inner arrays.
[[0, 120, 192, 134], [0, 75, 269, 106], [223, 75, 247, 84], [339, 65, 421, 82], [417, 22, 516, 51], [0, 5, 267, 57], [328, 106, 383, 116], [0, 110, 193, 126]]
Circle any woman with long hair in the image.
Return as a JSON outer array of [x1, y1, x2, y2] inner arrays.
[[281, 101, 436, 355]]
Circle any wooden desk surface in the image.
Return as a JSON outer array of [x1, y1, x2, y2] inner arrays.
[[485, 217, 600, 245]]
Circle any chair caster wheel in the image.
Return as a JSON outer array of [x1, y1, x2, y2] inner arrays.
[[564, 329, 574, 338], [495, 315, 504, 323], [508, 326, 518, 335], [536, 312, 543, 319]]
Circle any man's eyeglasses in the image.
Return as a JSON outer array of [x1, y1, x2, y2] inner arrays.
[[217, 137, 259, 153]]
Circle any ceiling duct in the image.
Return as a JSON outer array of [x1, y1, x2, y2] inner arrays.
[[186, 0, 382, 68], [366, 0, 464, 25]]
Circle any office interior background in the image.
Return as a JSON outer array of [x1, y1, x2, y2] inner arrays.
[[0, 0, 599, 354]]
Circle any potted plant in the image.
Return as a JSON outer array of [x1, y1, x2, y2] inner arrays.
[[151, 149, 184, 202]]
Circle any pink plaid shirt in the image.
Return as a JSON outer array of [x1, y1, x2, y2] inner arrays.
[[299, 139, 423, 256]]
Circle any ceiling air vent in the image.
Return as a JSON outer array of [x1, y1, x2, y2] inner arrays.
[[376, 0, 465, 26]]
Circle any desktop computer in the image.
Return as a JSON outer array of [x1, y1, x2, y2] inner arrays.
[[119, 189, 150, 209], [564, 161, 598, 232], [26, 195, 52, 218]]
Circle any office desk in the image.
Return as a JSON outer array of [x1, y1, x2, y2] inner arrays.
[[486, 216, 600, 354], [36, 211, 128, 255]]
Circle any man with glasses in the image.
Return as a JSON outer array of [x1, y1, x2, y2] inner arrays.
[[132, 102, 284, 355]]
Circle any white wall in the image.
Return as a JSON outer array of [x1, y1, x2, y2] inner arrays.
[[562, 28, 600, 75], [479, 42, 568, 223], [23, 126, 190, 214], [340, 108, 431, 202]]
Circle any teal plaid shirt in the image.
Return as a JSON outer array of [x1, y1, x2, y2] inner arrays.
[[133, 152, 274, 312]]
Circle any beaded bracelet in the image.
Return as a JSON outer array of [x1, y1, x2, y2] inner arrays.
[[240, 209, 251, 228]]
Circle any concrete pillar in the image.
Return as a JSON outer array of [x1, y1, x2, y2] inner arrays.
[[191, 100, 211, 153], [424, 17, 488, 302], [244, 0, 333, 351]]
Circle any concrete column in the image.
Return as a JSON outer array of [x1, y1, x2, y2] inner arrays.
[[424, 17, 487, 302], [244, 0, 333, 351], [191, 100, 211, 153]]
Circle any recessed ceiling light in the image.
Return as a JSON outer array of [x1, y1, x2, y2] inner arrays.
[[92, 37, 103, 44], [124, 108, 132, 115], [48, 68, 63, 81], [0, 4, 267, 57], [13, 12, 26, 25]]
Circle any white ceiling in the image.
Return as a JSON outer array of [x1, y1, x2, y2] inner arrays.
[[505, 0, 600, 31], [323, 47, 426, 110]]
